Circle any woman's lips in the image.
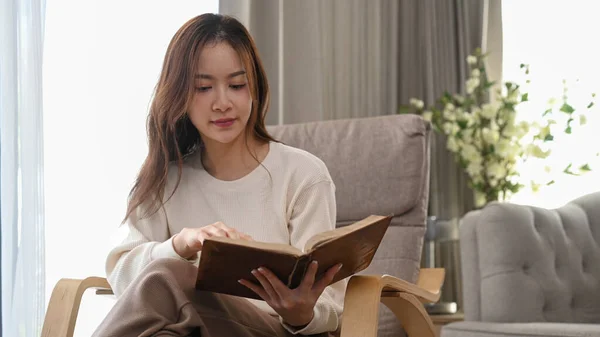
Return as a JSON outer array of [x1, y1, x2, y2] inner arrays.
[[212, 118, 236, 128]]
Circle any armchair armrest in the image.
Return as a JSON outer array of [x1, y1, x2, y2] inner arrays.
[[42, 269, 444, 337], [41, 277, 111, 337], [340, 268, 445, 337]]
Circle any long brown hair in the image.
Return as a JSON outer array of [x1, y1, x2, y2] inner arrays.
[[124, 13, 276, 223]]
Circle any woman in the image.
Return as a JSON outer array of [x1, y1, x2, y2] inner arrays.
[[92, 13, 345, 337]]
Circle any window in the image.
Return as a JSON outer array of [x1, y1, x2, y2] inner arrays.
[[43, 1, 218, 335], [502, 0, 600, 209]]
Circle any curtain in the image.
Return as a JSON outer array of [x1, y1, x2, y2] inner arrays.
[[219, 0, 496, 218], [219, 0, 399, 125], [0, 0, 47, 336]]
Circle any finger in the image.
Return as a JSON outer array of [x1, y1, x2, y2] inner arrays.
[[313, 263, 343, 294], [240, 233, 253, 241], [257, 267, 291, 298], [197, 231, 212, 244], [299, 261, 319, 291], [238, 279, 269, 300], [205, 227, 228, 238], [251, 269, 278, 301], [213, 222, 240, 239]]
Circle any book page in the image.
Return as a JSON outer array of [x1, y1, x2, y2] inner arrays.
[[303, 215, 390, 252], [207, 236, 304, 256]]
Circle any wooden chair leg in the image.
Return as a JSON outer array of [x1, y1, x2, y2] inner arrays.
[[381, 293, 436, 337], [339, 275, 382, 337]]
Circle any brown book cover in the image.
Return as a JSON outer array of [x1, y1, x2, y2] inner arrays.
[[195, 214, 392, 300]]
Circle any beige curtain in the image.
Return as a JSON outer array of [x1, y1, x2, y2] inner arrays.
[[219, 0, 399, 125], [220, 0, 501, 219]]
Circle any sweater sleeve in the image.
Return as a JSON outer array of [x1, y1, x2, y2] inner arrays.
[[105, 204, 198, 297], [280, 179, 347, 335]]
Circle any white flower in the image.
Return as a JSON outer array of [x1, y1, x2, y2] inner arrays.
[[443, 122, 460, 135], [461, 111, 476, 127], [462, 130, 473, 144], [481, 102, 499, 119], [507, 88, 520, 104], [517, 121, 530, 138], [482, 128, 500, 144], [447, 137, 460, 152], [489, 178, 498, 188], [526, 144, 550, 159], [471, 69, 481, 78], [488, 161, 507, 179], [537, 125, 552, 140], [466, 77, 480, 94], [454, 94, 465, 104], [489, 119, 500, 131], [461, 144, 482, 164], [422, 111, 433, 122], [443, 107, 456, 121], [410, 98, 425, 109], [496, 138, 512, 157], [502, 124, 517, 138], [466, 161, 482, 177], [467, 55, 477, 65]]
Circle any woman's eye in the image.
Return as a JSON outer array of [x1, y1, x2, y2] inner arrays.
[[230, 84, 246, 90], [195, 87, 211, 92]]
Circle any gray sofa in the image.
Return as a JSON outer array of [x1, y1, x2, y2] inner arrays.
[[268, 114, 431, 337], [442, 192, 600, 337]]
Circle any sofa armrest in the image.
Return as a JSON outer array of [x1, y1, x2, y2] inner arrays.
[[441, 321, 600, 337]]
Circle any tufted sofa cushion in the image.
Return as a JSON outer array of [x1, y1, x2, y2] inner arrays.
[[459, 191, 600, 324]]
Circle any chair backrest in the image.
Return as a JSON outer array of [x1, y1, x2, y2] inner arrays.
[[268, 114, 431, 336], [460, 191, 600, 323]]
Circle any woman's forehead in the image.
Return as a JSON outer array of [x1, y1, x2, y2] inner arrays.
[[196, 42, 246, 78]]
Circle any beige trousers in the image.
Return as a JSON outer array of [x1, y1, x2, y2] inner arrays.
[[92, 258, 332, 337]]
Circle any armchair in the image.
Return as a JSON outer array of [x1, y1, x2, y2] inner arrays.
[[442, 192, 600, 337], [42, 114, 445, 337]]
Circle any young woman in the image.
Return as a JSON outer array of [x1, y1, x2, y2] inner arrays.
[[92, 13, 345, 337]]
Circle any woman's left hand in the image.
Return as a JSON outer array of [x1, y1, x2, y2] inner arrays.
[[239, 261, 343, 327]]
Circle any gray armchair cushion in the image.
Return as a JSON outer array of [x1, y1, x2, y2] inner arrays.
[[442, 321, 600, 337], [267, 114, 431, 337], [267, 114, 430, 228], [460, 192, 600, 324]]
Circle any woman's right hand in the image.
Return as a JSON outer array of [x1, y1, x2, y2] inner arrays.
[[172, 222, 253, 259]]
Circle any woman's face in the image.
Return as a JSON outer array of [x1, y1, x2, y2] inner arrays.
[[188, 42, 252, 146]]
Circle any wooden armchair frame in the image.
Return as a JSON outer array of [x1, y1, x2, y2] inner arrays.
[[41, 268, 444, 337]]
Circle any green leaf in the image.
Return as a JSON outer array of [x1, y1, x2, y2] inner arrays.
[[542, 109, 553, 117], [546, 180, 555, 186], [520, 63, 526, 68], [565, 126, 572, 134], [560, 103, 575, 114], [563, 163, 578, 175], [579, 163, 592, 172], [587, 102, 594, 109], [544, 134, 554, 141], [521, 93, 529, 102]]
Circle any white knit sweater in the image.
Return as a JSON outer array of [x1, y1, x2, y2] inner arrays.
[[105, 141, 346, 335]]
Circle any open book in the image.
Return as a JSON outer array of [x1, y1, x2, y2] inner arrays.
[[195, 214, 392, 300]]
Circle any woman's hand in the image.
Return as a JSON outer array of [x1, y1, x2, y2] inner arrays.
[[239, 261, 343, 327], [172, 222, 253, 259]]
